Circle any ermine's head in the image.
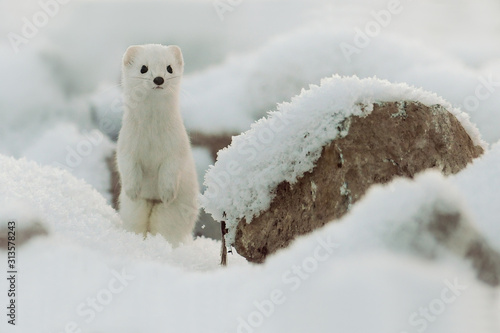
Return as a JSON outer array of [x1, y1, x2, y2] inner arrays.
[[122, 44, 184, 97]]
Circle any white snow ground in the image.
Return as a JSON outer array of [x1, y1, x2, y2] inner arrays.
[[1, 0, 500, 332], [1, 146, 500, 333]]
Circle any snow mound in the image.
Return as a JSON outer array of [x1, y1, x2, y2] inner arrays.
[[21, 122, 115, 201], [452, 142, 500, 252], [201, 75, 484, 232], [181, 26, 500, 143], [320, 171, 474, 258], [182, 27, 432, 134], [89, 84, 124, 141], [0, 45, 66, 135], [0, 154, 245, 270], [1, 169, 499, 333]]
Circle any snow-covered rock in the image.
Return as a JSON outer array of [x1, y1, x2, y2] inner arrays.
[[201, 76, 485, 251], [232, 100, 484, 262]]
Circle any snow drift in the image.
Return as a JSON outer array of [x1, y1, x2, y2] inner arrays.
[[1, 153, 500, 332]]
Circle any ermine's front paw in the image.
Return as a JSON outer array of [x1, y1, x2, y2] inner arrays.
[[125, 186, 141, 201], [160, 187, 178, 204]]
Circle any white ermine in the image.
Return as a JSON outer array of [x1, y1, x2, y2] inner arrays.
[[116, 44, 199, 246]]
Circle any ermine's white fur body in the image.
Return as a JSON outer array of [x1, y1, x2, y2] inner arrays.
[[117, 44, 198, 246]]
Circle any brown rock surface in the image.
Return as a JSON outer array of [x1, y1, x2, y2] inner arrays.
[[190, 132, 235, 161], [234, 101, 484, 263]]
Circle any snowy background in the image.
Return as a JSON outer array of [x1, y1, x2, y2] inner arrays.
[[1, 0, 500, 332]]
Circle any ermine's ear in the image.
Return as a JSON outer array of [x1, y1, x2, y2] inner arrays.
[[167, 45, 184, 67], [123, 45, 142, 66]]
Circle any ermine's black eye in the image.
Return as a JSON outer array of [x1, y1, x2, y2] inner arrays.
[[140, 65, 148, 74], [167, 65, 173, 74]]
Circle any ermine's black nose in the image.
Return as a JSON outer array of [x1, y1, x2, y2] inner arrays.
[[153, 77, 164, 85]]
